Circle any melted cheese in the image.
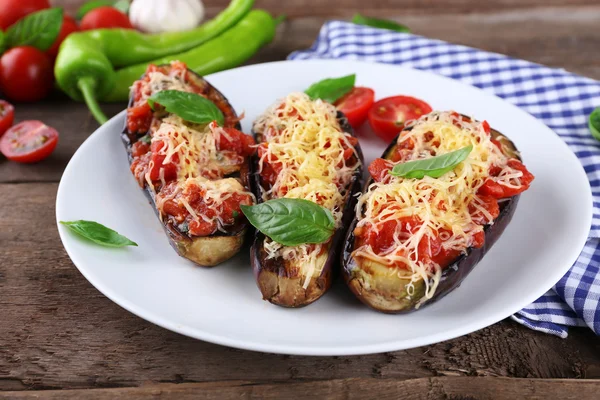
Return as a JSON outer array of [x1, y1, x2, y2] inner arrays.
[[253, 92, 361, 288], [353, 111, 524, 305]]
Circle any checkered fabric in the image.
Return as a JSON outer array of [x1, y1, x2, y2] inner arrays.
[[288, 21, 600, 337]]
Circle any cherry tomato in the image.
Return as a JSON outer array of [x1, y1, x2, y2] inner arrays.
[[368, 96, 433, 143], [0, 100, 15, 137], [334, 87, 375, 128], [47, 15, 79, 59], [0, 46, 53, 102], [80, 7, 134, 31], [0, 120, 59, 163], [0, 0, 50, 30]]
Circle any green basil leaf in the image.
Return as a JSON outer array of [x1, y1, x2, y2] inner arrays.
[[60, 220, 138, 247], [352, 14, 410, 33], [241, 199, 335, 246], [589, 107, 600, 141], [0, 30, 5, 53], [5, 8, 63, 51], [113, 0, 130, 14], [305, 74, 356, 104], [76, 0, 114, 19], [147, 90, 225, 126], [390, 145, 473, 179]]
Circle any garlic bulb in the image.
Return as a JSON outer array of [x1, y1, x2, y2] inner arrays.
[[129, 0, 205, 34]]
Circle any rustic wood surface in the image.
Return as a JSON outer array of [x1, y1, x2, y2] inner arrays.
[[1, 0, 600, 398]]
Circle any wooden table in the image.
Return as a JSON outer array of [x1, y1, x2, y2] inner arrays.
[[1, 0, 600, 398]]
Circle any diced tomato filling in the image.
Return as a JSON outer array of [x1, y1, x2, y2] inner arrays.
[[127, 102, 153, 134], [148, 140, 179, 182], [215, 126, 256, 157], [355, 216, 462, 269], [258, 143, 283, 187], [159, 182, 252, 237], [478, 159, 534, 199], [368, 158, 393, 182], [131, 140, 150, 157], [469, 195, 500, 225], [482, 120, 490, 134]]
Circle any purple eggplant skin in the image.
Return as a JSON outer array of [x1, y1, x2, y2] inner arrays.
[[121, 65, 250, 267], [249, 112, 365, 307], [342, 126, 522, 313]]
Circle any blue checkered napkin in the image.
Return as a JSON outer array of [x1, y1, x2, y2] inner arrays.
[[288, 20, 600, 338]]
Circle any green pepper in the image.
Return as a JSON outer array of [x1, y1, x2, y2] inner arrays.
[[54, 0, 254, 124], [104, 9, 278, 102]]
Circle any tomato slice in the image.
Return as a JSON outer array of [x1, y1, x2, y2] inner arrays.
[[0, 100, 15, 137], [0, 120, 58, 163], [368, 96, 433, 143], [334, 87, 375, 128]]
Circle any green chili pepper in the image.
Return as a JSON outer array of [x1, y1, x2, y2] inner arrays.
[[104, 9, 278, 103], [54, 0, 254, 124]]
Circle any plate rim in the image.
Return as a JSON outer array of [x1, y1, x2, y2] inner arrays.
[[56, 58, 593, 355]]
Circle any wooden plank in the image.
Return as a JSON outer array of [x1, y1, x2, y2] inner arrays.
[[2, 6, 600, 183], [1, 377, 600, 399], [0, 183, 599, 391]]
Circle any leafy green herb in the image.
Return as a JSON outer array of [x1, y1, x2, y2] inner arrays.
[[232, 210, 239, 218], [113, 0, 130, 14], [60, 220, 138, 247], [305, 74, 356, 104], [390, 145, 473, 179], [0, 30, 5, 53], [139, 134, 151, 144], [589, 107, 600, 141], [241, 199, 335, 246], [5, 8, 63, 51], [352, 14, 410, 33], [148, 90, 225, 126], [76, 0, 128, 19]]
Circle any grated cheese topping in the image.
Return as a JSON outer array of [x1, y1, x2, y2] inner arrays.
[[253, 92, 361, 287]]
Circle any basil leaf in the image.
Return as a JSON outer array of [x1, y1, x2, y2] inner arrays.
[[390, 145, 473, 179], [0, 30, 5, 53], [60, 220, 138, 247], [241, 199, 335, 246], [113, 0, 131, 14], [5, 8, 63, 51], [305, 74, 356, 104], [76, 0, 114, 19], [147, 90, 225, 126], [352, 14, 410, 33], [589, 107, 600, 141]]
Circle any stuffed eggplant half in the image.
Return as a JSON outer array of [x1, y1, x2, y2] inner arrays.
[[122, 61, 256, 266], [250, 92, 364, 307], [343, 111, 534, 313]]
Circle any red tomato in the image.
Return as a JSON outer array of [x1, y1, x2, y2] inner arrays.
[[0, 0, 50, 30], [216, 127, 256, 156], [368, 96, 433, 143], [47, 15, 79, 59], [334, 87, 375, 128], [0, 100, 15, 137], [478, 159, 534, 199], [0, 120, 58, 163], [0, 46, 54, 102], [80, 7, 134, 31]]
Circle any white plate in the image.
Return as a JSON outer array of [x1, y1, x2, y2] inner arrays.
[[56, 60, 592, 355]]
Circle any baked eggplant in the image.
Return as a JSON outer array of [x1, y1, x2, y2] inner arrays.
[[342, 111, 534, 313], [122, 61, 255, 267], [249, 93, 364, 307]]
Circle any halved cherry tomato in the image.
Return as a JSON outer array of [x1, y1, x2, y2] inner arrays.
[[334, 87, 375, 128], [368, 96, 433, 143], [80, 7, 134, 31], [0, 46, 54, 102], [0, 0, 50, 30], [0, 120, 58, 163], [0, 100, 15, 137], [47, 15, 79, 59]]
